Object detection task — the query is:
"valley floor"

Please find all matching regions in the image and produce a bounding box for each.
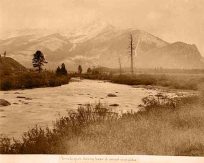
[80,72,204,90]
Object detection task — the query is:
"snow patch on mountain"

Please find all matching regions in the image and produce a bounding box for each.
[30,37,67,51]
[71,55,100,61]
[69,44,77,52]
[63,21,114,43]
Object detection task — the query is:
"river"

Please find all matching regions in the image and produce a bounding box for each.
[0,79,194,138]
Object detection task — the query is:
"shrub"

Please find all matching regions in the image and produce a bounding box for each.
[0,103,116,154]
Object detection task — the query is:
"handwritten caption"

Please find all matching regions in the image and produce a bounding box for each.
[61,156,137,162]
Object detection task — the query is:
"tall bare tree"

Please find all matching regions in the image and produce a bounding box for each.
[118,57,122,76]
[129,34,135,75]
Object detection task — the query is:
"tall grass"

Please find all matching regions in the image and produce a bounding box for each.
[0,71,70,90]
[0,95,203,155]
[0,103,117,154]
[80,73,204,90]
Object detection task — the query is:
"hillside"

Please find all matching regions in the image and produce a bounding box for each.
[0,24,204,70]
[0,57,26,76]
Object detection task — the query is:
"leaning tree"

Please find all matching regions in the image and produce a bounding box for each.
[32,50,47,72]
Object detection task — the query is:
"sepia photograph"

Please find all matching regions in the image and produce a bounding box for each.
[0,0,204,162]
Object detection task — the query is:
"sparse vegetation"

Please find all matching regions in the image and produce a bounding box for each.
[1,94,203,155]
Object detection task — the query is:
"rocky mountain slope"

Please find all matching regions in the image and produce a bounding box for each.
[136,42,204,69]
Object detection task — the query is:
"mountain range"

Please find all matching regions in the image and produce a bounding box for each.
[0,22,204,70]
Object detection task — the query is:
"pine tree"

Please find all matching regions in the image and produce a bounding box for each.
[32,50,47,72]
[56,63,68,76]
[61,63,68,75]
[87,67,92,74]
[56,66,61,75]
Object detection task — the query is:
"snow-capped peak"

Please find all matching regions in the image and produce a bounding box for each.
[61,20,115,43]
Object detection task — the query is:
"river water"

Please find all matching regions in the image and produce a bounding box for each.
[0,79,193,138]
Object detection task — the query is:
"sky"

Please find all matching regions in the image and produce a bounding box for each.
[1,0,204,54]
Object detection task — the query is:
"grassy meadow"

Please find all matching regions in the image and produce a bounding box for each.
[1,93,204,155]
[80,72,204,90]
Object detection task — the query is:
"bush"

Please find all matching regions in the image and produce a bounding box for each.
[0,103,116,154]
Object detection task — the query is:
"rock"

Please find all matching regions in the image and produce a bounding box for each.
[70,78,81,82]
[13,103,19,105]
[109,104,119,107]
[14,92,22,94]
[0,99,11,107]
[25,97,32,100]
[107,93,117,97]
[16,96,26,99]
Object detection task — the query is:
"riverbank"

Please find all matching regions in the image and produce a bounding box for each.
[0,71,70,90]
[79,73,204,90]
[0,79,195,138]
[1,94,203,155]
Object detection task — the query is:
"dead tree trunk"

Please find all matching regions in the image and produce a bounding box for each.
[129,34,135,75]
[118,57,122,75]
